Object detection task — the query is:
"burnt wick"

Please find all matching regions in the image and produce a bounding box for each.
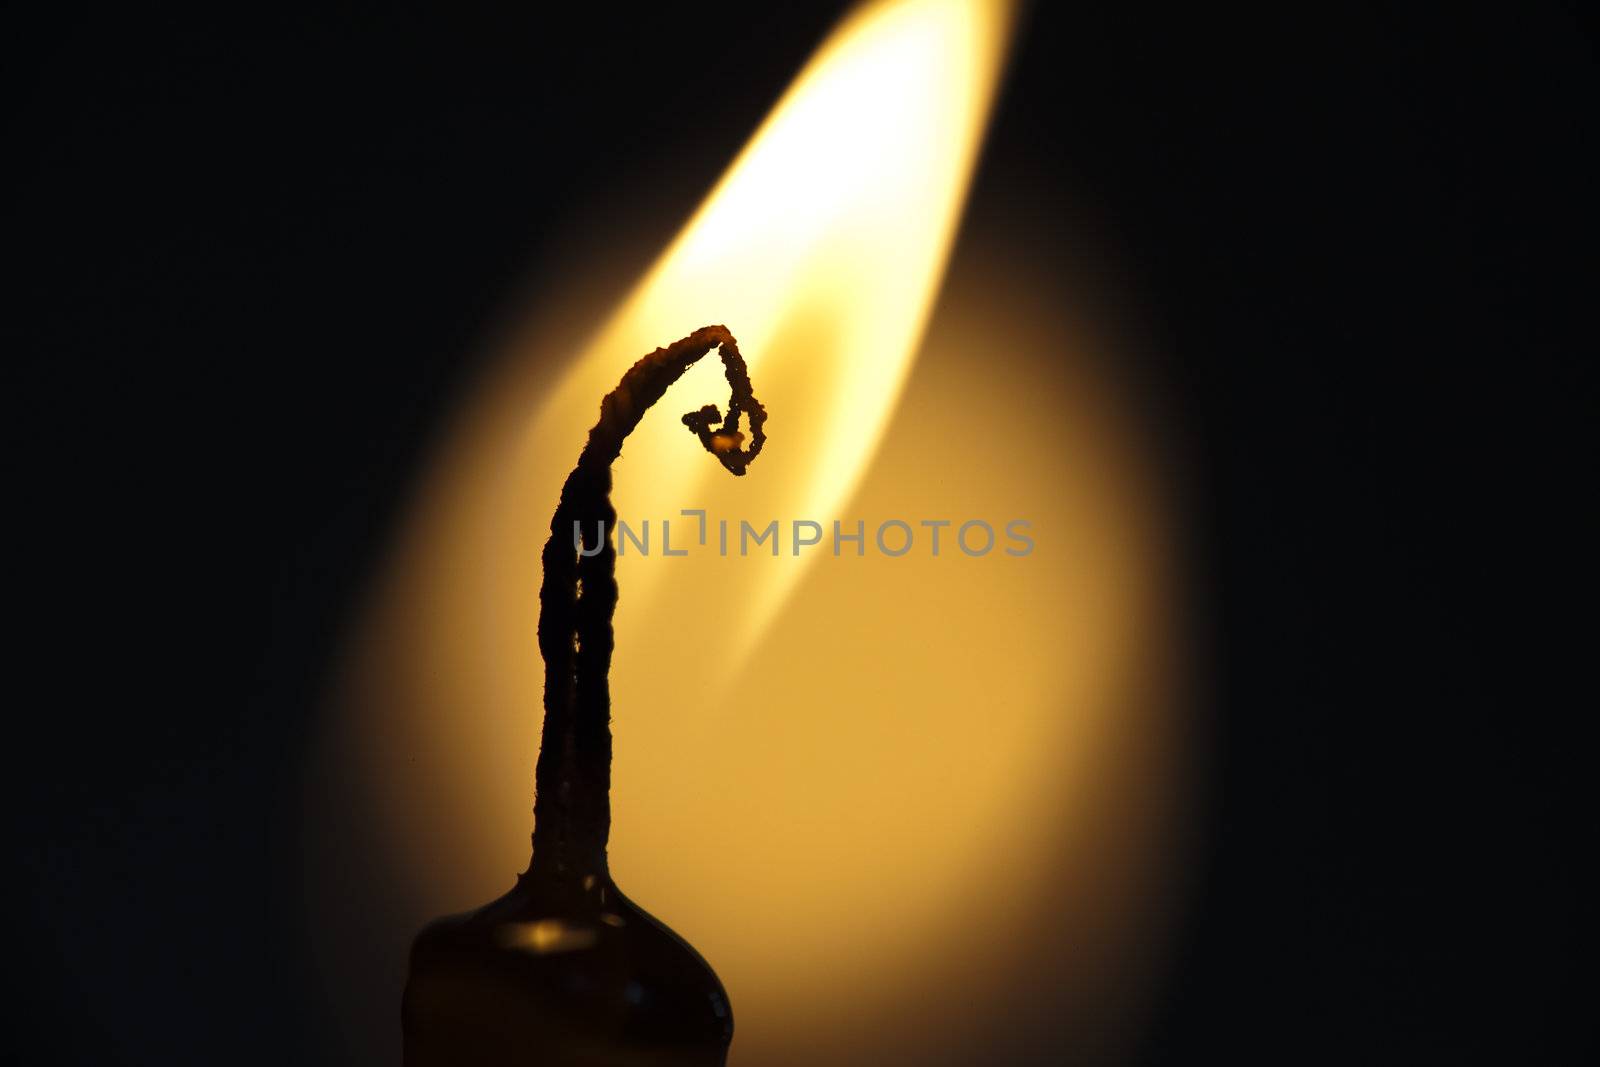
[529,324,767,881]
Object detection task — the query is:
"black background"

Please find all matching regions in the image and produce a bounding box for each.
[8,3,1589,1064]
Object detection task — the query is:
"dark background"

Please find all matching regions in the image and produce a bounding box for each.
[7,2,1588,1064]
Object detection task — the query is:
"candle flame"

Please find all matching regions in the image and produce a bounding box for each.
[529,0,1017,665]
[320,3,1181,1063]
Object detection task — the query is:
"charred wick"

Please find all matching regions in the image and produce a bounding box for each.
[401,327,760,1065]
[530,325,767,881]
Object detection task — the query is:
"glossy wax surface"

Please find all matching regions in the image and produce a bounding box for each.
[403,874,733,1066]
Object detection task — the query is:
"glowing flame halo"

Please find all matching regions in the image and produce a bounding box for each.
[532,0,1019,657]
[322,2,1178,1063]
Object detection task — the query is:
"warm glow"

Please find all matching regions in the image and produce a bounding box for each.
[312,3,1180,1064]
[496,919,599,956]
[532,0,1018,658]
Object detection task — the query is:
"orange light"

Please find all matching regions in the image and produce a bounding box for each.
[316,3,1180,1063]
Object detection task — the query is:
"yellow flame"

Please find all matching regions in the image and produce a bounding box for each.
[315,3,1181,1063]
[530,0,1017,661]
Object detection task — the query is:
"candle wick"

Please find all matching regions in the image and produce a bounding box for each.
[530,325,767,882]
